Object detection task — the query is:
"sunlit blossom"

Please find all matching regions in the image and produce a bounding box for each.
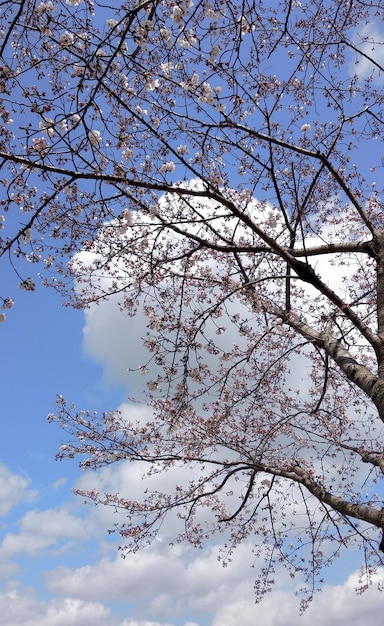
[36,1,55,12]
[210,44,220,60]
[38,118,55,138]
[58,119,68,132]
[31,136,48,155]
[59,31,74,46]
[140,156,152,172]
[160,62,172,77]
[88,129,102,147]
[23,228,32,244]
[301,123,311,132]
[121,148,133,161]
[159,161,175,173]
[143,78,159,92]
[171,5,183,24]
[178,33,197,48]
[70,113,81,127]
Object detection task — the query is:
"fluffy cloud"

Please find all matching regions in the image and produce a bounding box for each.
[45,540,255,610]
[211,569,384,626]
[0,589,116,626]
[0,506,98,559]
[82,295,150,390]
[119,621,176,626]
[42,532,384,625]
[0,464,36,517]
[350,23,384,83]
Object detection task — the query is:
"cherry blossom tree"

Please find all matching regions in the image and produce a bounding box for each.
[2,0,384,607]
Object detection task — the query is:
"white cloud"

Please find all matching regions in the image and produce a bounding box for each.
[0,506,97,559]
[82,295,150,389]
[119,621,176,626]
[45,540,257,618]
[211,569,384,626]
[42,534,384,626]
[0,464,36,516]
[0,588,117,626]
[0,560,19,581]
[351,23,384,82]
[52,478,67,492]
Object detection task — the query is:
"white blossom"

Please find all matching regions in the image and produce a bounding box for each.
[171,6,183,24]
[65,0,83,5]
[18,278,35,291]
[198,81,214,104]
[159,161,175,173]
[36,1,55,12]
[23,228,32,244]
[143,78,159,92]
[119,209,132,223]
[119,209,132,233]
[70,113,81,127]
[72,63,83,76]
[178,33,196,48]
[142,19,154,31]
[59,31,74,46]
[32,136,48,155]
[176,145,189,155]
[210,44,220,60]
[39,117,55,138]
[140,156,152,172]
[58,119,68,132]
[159,27,172,48]
[121,148,133,161]
[160,62,172,77]
[2,297,13,309]
[135,105,147,115]
[300,123,311,132]
[181,71,199,91]
[88,129,101,147]
[106,18,118,29]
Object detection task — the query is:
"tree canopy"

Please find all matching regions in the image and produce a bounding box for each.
[2,0,384,608]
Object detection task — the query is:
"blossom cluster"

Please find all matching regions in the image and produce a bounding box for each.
[18,278,35,291]
[0,296,14,323]
[171,1,193,25]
